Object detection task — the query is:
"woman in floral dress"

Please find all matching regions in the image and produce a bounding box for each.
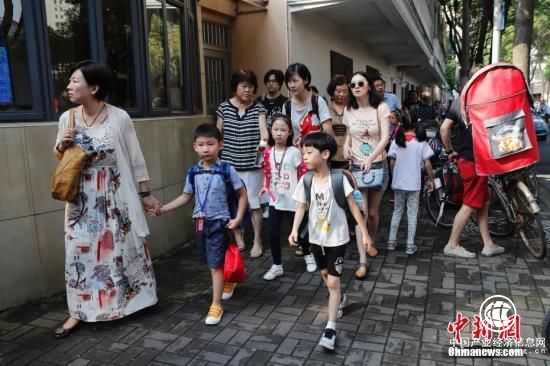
[53,61,161,338]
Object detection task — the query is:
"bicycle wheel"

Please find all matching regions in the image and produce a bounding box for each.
[517,212,546,259]
[486,187,515,237]
[424,188,461,228]
[523,167,539,200]
[512,181,546,258]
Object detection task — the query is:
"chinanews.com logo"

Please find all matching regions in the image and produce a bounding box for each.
[447,295,546,357]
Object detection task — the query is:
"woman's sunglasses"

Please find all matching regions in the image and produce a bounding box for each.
[349,81,366,89]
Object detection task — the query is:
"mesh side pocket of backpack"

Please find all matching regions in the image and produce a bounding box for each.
[484,109,532,159]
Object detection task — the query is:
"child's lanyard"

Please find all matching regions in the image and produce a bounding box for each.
[273,147,287,178]
[194,173,214,233]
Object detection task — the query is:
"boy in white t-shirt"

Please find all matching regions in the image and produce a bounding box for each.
[289,132,372,351]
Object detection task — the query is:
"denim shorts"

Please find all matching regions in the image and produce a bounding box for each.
[350,160,389,192]
[193,218,229,269]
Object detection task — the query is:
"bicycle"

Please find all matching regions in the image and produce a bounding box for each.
[424,158,545,259]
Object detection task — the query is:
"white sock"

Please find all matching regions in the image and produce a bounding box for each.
[326,321,336,330]
[274,264,283,269]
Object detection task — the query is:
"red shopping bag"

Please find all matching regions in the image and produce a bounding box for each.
[224,243,248,283]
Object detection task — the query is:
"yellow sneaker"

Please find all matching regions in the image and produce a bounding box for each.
[205,304,223,325]
[222,282,236,300]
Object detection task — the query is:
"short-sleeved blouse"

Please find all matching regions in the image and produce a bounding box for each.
[343,102,391,164]
[217,100,266,170]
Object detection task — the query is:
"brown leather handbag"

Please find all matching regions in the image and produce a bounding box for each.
[50,108,89,201]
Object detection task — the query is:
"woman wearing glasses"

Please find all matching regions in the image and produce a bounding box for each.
[343,71,391,280]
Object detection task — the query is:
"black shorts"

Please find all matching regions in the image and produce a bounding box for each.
[309,244,347,277]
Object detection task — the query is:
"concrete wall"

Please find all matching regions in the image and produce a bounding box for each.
[0,116,210,311]
[289,12,425,102]
[231,1,289,96]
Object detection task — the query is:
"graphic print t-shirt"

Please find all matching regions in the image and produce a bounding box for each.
[293,175,353,246]
[256,94,288,127]
[268,146,302,211]
[343,103,391,165]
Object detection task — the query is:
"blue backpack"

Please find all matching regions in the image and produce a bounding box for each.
[187,161,250,228]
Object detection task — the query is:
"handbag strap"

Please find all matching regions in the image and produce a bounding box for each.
[69,107,75,129]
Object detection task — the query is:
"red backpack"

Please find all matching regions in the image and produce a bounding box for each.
[461,63,539,176]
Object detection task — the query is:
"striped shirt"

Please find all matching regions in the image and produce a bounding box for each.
[217,100,266,170]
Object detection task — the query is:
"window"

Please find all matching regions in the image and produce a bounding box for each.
[146,0,200,114]
[102,0,137,109]
[45,0,91,114]
[0,1,34,113]
[330,51,352,81]
[1,0,200,121]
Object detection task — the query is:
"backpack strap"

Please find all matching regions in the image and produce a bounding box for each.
[330,170,346,209]
[303,171,314,206]
[187,165,201,193]
[311,94,320,119]
[284,99,292,118]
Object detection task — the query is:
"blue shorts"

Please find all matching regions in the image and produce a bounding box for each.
[193,218,229,269]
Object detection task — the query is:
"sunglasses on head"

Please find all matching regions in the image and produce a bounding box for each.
[349,81,366,89]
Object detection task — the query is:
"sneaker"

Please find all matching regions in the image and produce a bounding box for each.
[222,282,236,300]
[481,245,505,257]
[263,265,284,281]
[387,241,397,251]
[304,254,317,272]
[443,243,476,258]
[406,244,417,255]
[337,293,347,319]
[319,328,336,351]
[205,304,223,325]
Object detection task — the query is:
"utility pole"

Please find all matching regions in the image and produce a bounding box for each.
[492,0,505,63]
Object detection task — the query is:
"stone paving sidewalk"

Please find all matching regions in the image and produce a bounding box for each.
[1,190,550,365]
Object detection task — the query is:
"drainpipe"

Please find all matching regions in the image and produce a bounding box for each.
[492,0,505,63]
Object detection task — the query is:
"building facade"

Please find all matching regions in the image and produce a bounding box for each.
[0,0,446,310]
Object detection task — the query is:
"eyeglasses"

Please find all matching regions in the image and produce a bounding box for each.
[349,81,366,89]
[266,79,278,83]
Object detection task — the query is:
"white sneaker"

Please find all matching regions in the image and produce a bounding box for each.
[481,245,505,257]
[304,254,317,273]
[263,265,284,281]
[387,241,397,251]
[443,243,476,258]
[406,244,417,255]
[319,328,336,350]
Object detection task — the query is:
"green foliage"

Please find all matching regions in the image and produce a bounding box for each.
[446,59,459,91]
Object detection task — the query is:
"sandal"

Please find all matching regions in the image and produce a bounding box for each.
[355,262,368,280]
[250,244,263,258]
[367,246,378,257]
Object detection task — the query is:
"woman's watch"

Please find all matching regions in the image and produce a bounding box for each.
[445,147,454,154]
[138,190,151,198]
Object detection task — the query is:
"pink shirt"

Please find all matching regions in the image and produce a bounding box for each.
[343,102,391,164]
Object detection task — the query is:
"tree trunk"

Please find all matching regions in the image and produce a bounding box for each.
[474,0,493,65]
[460,0,471,86]
[512,0,534,78]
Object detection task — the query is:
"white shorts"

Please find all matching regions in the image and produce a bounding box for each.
[237,169,264,210]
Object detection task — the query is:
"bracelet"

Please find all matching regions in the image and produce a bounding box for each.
[56,144,65,153]
[138,190,151,198]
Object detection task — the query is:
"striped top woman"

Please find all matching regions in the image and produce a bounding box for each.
[216,68,268,258]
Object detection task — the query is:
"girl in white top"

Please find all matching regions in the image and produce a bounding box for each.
[387,111,434,255]
[259,115,303,280]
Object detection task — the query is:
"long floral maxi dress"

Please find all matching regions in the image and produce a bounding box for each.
[64,119,157,322]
